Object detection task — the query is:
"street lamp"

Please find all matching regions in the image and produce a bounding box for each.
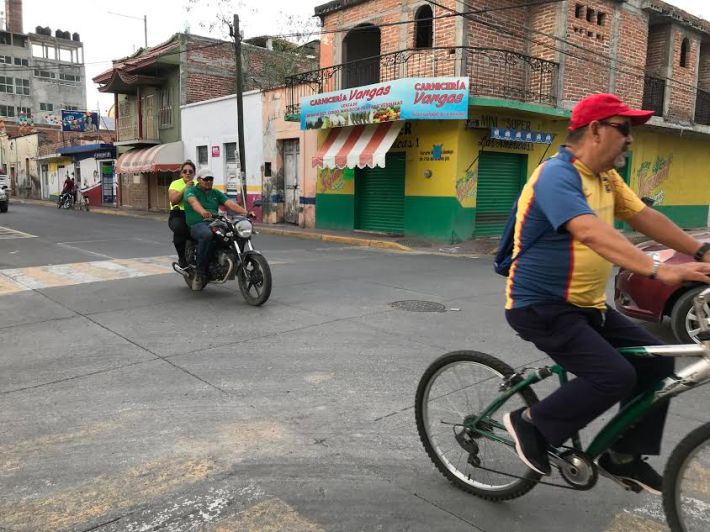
[107,11,148,48]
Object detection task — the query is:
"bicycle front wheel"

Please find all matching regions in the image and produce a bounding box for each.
[415,350,541,501]
[663,422,710,532]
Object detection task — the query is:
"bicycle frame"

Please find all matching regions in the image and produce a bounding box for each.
[469,339,710,460]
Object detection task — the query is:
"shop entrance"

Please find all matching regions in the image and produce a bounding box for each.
[475,152,528,237]
[355,152,405,235]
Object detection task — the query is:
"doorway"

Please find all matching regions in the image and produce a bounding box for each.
[283,139,300,224]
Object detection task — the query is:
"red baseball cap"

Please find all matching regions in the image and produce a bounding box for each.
[568,93,654,131]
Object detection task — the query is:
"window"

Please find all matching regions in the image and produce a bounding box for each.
[14,78,29,95]
[597,12,606,26]
[63,104,79,111]
[59,47,73,62]
[0,32,10,45]
[35,69,56,79]
[224,142,237,164]
[40,102,53,111]
[0,105,15,117]
[680,38,689,67]
[0,76,13,92]
[31,43,50,58]
[586,8,595,23]
[59,73,80,83]
[16,106,31,117]
[264,162,272,177]
[159,88,172,128]
[575,4,583,18]
[13,57,28,66]
[414,5,433,49]
[196,145,208,166]
[0,55,11,64]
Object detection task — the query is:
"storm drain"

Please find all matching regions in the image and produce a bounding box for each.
[389,300,447,313]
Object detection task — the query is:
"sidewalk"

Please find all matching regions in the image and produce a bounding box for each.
[14,198,492,256]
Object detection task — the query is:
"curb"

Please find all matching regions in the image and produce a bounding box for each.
[14,199,413,252]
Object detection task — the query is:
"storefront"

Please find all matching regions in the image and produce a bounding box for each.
[114,141,183,210]
[56,144,117,207]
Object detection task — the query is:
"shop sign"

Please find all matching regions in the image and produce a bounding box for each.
[94,150,115,160]
[301,77,469,130]
[491,127,554,145]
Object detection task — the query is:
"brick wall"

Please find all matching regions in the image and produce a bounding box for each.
[698,45,710,92]
[185,38,237,105]
[667,29,699,122]
[614,8,648,108]
[646,24,671,77]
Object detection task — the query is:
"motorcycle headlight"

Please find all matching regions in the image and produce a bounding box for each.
[235,219,253,238]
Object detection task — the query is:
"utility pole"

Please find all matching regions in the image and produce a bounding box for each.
[232,14,248,209]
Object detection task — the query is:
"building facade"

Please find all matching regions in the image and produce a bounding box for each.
[286,0,710,240]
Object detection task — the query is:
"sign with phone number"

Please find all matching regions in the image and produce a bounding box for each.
[300,77,469,130]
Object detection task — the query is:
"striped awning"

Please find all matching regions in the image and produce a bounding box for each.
[312,122,404,169]
[115,141,184,174]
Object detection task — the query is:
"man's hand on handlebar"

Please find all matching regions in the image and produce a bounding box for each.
[201,210,213,220]
[247,211,256,220]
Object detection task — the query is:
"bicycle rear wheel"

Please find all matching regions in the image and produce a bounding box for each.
[415,350,541,501]
[663,422,710,532]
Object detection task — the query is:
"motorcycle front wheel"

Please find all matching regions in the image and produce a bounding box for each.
[237,253,271,306]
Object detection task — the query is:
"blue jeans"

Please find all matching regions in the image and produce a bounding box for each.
[189,221,214,275]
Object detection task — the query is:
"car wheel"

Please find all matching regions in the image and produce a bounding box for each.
[670,286,709,344]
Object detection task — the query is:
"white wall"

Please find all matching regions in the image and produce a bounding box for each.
[180,91,264,193]
[78,157,101,189]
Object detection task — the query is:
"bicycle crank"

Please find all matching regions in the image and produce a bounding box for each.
[554,450,597,490]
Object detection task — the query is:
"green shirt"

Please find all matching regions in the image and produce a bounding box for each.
[168,178,194,210]
[184,186,229,226]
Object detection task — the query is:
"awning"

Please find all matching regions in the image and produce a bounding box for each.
[115,141,184,173]
[312,122,404,169]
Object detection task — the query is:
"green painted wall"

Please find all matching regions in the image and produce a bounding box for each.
[654,205,707,229]
[404,196,474,241]
[316,193,354,230]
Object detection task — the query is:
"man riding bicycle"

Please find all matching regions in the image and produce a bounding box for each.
[503,93,710,495]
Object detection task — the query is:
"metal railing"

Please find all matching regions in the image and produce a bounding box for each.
[285,46,559,116]
[642,76,665,117]
[695,88,710,126]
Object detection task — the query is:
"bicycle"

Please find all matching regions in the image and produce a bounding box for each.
[415,288,710,532]
[76,190,90,211]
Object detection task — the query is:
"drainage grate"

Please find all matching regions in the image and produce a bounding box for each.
[389,300,447,313]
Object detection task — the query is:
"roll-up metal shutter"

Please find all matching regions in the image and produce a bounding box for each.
[475,152,527,237]
[355,152,405,234]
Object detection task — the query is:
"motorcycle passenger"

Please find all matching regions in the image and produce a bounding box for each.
[184,168,253,291]
[502,93,710,495]
[168,160,196,268]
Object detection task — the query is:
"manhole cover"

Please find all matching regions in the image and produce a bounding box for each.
[389,300,447,313]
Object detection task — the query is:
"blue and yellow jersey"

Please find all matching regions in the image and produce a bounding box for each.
[505,146,646,310]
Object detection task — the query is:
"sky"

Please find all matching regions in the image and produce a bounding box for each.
[20,0,710,116]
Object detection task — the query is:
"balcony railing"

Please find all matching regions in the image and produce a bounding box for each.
[642,77,665,117]
[116,113,159,142]
[286,47,559,116]
[695,88,710,126]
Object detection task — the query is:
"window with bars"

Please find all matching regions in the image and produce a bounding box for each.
[224,142,237,163]
[197,145,208,166]
[40,102,54,111]
[59,73,80,82]
[34,69,56,79]
[14,78,29,95]
[0,105,15,117]
[0,55,11,64]
[0,76,13,92]
[17,106,31,117]
[159,88,172,128]
[13,57,28,66]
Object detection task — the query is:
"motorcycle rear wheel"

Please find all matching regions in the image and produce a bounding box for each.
[238,254,271,306]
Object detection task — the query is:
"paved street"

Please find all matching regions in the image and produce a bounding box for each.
[0,203,706,531]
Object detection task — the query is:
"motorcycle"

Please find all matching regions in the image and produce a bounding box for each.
[172,213,272,306]
[57,191,74,209]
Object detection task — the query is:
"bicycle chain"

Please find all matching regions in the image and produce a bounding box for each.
[472,463,582,491]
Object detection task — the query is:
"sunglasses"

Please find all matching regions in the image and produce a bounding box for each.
[599,121,631,137]
[199,176,214,182]
[181,169,194,175]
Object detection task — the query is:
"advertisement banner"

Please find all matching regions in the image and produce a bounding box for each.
[61,110,99,132]
[301,77,469,130]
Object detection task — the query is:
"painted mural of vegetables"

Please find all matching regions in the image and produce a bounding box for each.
[637,155,672,205]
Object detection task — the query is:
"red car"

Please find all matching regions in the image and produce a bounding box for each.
[614,232,710,344]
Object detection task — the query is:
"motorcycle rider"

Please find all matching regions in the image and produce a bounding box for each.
[184,168,254,291]
[168,160,196,268]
